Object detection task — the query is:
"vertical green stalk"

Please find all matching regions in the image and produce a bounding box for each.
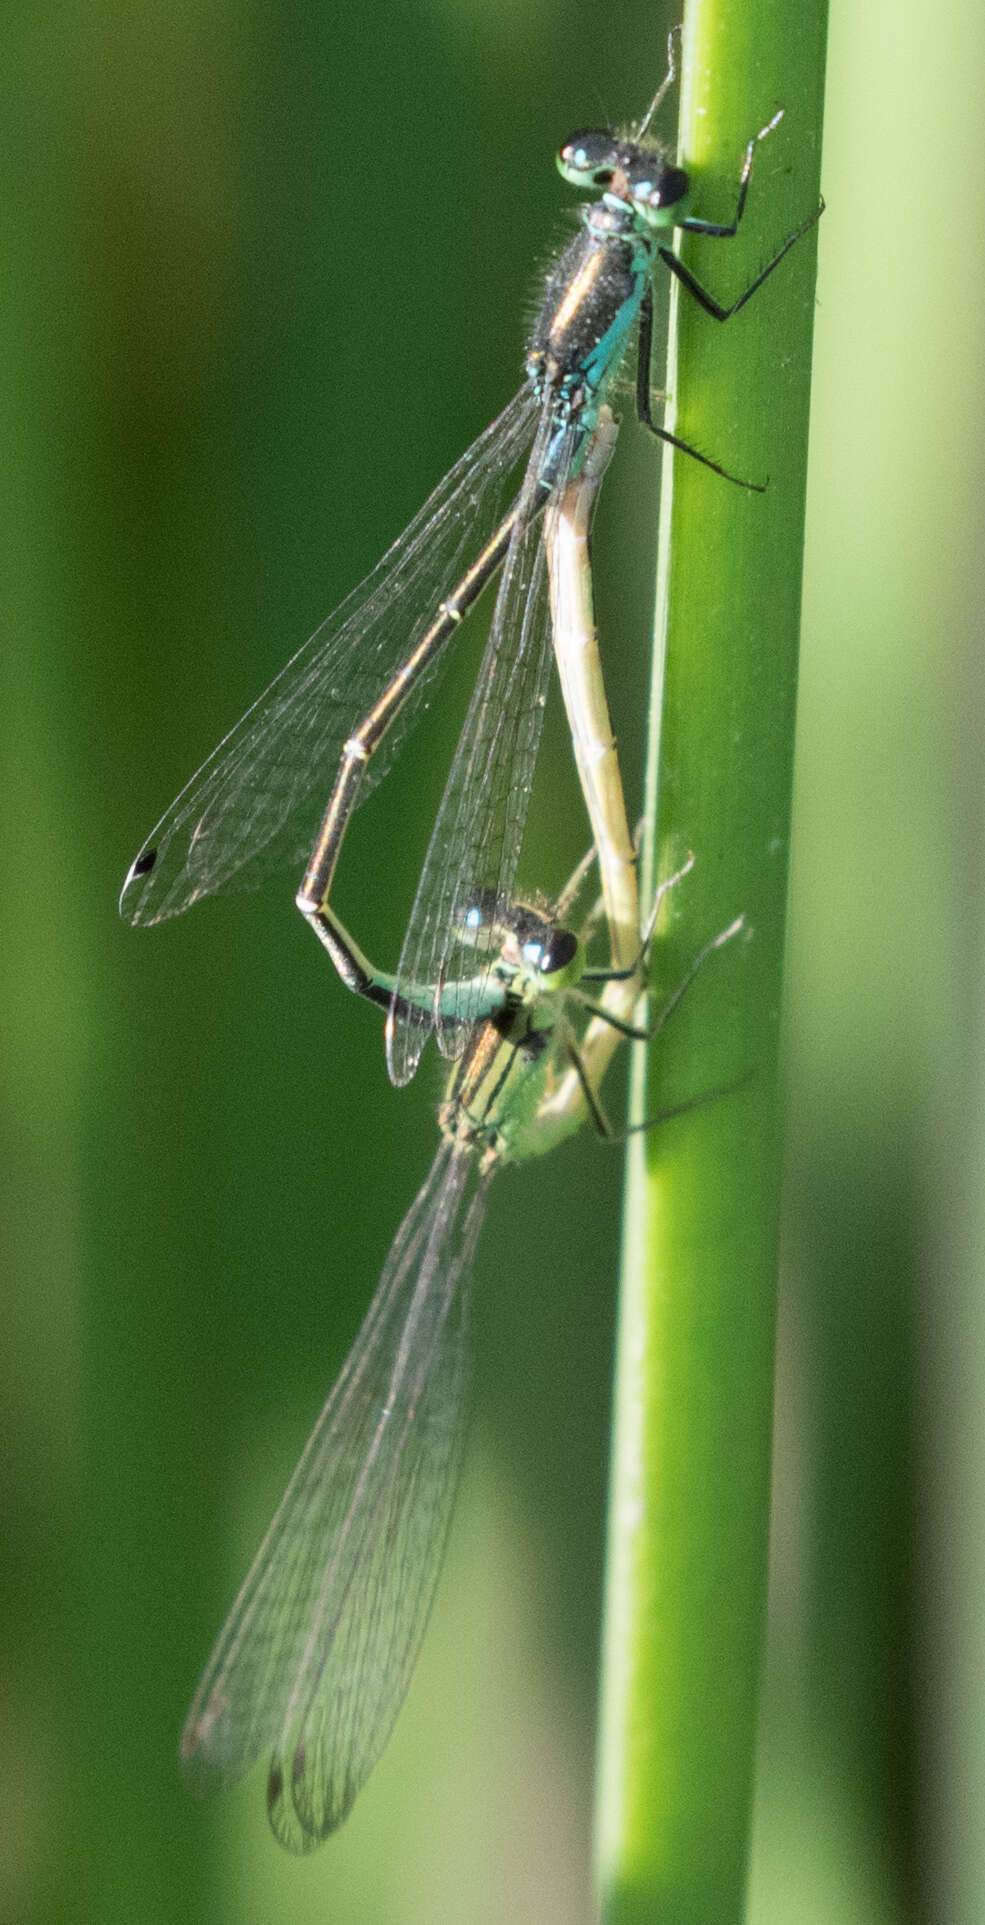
[596,4,827,1921]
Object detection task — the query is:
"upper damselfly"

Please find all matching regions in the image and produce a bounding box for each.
[121,40,816,1084]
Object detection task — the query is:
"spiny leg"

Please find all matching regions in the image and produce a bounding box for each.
[660,107,824,321]
[634,285,767,492]
[568,913,748,1143]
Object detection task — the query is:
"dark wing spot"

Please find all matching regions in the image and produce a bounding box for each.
[131,848,157,878]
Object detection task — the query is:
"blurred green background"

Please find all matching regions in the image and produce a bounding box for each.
[4,1,983,1920]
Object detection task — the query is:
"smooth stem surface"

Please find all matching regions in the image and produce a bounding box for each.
[596,2,827,1921]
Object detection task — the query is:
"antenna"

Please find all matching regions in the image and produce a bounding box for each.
[634,25,681,142]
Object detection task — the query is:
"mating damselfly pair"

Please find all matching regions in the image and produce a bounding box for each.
[123,43,818,1850]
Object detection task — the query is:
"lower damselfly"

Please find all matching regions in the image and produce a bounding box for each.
[121,39,818,1085]
[179,850,741,1849]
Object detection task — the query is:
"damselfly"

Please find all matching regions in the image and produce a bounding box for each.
[179,852,741,1848]
[121,42,815,1084]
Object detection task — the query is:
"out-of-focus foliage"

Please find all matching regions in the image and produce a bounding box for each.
[3,1,982,1920]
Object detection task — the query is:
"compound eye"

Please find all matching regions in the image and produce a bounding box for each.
[539,929,578,977]
[454,890,502,953]
[656,163,688,206]
[557,129,616,187]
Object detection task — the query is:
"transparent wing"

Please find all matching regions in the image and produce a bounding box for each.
[386,414,581,1087]
[180,1138,488,1851]
[120,389,540,925]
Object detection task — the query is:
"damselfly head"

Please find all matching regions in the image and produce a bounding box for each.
[499,907,583,991]
[452,894,583,990]
[557,131,689,226]
[557,22,688,223]
[453,892,551,954]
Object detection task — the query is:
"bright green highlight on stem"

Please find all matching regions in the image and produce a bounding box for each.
[596,3,828,1922]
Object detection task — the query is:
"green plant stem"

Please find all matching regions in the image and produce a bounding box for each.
[595,3,827,1920]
